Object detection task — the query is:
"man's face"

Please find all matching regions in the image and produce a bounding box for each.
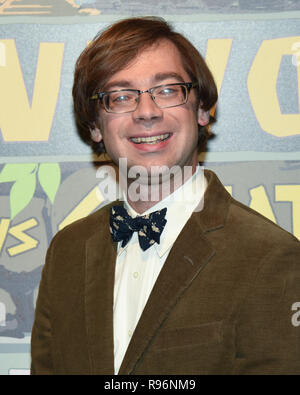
[91,39,209,177]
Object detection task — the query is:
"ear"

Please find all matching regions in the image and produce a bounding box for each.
[197,106,210,126]
[90,126,103,143]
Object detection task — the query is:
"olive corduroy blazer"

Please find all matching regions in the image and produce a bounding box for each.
[31,170,300,374]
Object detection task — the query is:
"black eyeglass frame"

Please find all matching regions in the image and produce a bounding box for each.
[89,82,198,113]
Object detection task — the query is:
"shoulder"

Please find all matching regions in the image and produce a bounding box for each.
[224,198,300,279]
[229,197,299,248]
[203,169,299,247]
[42,201,119,279]
[49,201,117,251]
[201,169,300,268]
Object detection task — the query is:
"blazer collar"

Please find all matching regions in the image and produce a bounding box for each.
[195,169,232,232]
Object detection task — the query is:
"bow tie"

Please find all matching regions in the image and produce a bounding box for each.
[109,205,167,251]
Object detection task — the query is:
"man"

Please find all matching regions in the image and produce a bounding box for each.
[31,17,300,375]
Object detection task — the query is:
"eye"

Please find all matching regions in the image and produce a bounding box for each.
[156,86,179,97]
[112,94,131,103]
[109,91,137,105]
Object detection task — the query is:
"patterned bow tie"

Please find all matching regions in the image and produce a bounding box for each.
[109,205,167,251]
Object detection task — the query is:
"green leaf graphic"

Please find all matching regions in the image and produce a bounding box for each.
[38,163,61,204]
[9,172,37,220]
[0,163,37,183]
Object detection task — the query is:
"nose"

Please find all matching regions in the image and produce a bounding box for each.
[132,91,163,123]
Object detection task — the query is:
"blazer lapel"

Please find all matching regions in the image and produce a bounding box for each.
[118,213,216,374]
[84,205,117,374]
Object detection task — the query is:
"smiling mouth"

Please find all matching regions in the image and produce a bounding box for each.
[130,133,171,145]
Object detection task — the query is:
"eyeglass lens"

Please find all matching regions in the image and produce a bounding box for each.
[104,84,188,113]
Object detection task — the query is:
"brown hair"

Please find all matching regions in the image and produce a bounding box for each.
[72,16,218,155]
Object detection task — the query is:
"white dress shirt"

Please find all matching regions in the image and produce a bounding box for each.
[113,166,207,374]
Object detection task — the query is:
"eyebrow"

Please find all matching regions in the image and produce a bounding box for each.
[104,72,185,91]
[153,72,185,84]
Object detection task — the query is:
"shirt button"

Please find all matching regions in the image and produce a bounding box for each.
[133,272,139,279]
[128,330,132,337]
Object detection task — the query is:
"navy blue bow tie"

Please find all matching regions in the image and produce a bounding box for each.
[109,205,167,251]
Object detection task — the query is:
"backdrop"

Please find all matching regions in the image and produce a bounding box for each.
[0,0,300,374]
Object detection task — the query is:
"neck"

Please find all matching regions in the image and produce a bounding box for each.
[124,164,198,214]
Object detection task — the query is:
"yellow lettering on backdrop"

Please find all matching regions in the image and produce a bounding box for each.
[248,37,300,137]
[7,218,38,256]
[205,39,233,93]
[249,185,276,223]
[0,218,10,252]
[0,41,5,67]
[0,217,38,256]
[0,40,64,141]
[275,185,300,240]
[58,186,104,230]
[205,39,233,116]
[224,185,233,195]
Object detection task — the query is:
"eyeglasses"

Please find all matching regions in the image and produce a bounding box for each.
[90,82,198,114]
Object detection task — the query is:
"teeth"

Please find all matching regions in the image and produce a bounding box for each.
[131,133,170,144]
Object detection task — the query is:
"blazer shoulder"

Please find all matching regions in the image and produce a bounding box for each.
[229,196,300,247]
[51,201,116,246]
